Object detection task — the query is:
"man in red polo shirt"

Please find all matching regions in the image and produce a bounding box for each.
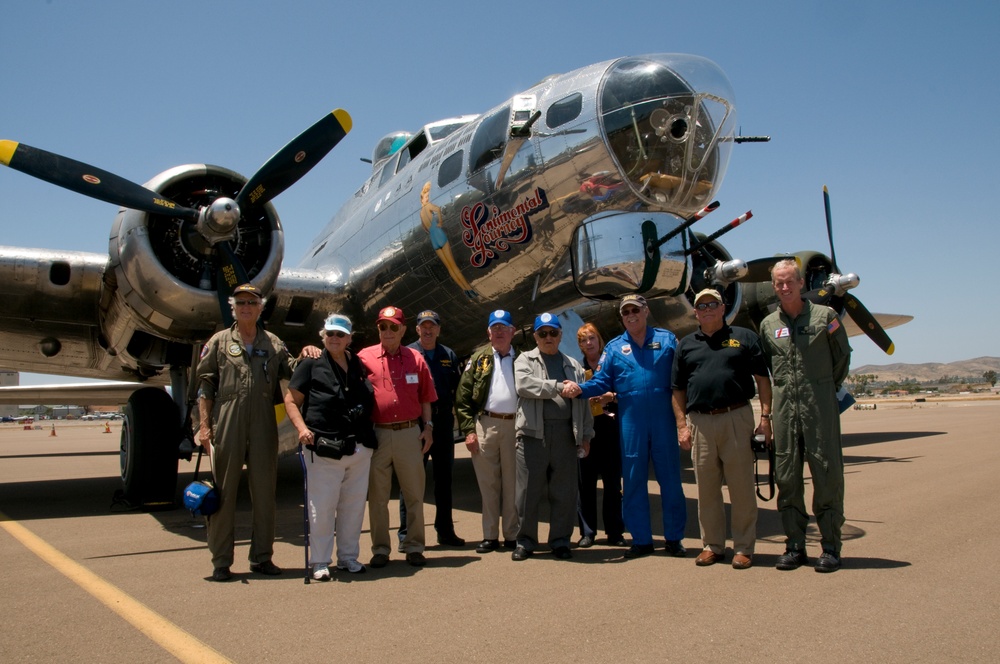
[358,306,437,568]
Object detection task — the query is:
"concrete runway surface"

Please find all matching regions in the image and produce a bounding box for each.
[1,399,998,663]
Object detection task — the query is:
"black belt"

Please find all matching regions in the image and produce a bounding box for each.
[482,411,515,420]
[692,401,748,416]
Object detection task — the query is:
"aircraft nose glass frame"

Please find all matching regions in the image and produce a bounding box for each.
[599,56,736,216]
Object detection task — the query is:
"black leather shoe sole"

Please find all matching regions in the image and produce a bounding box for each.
[475,539,499,553]
[814,553,841,573]
[511,546,532,561]
[624,544,655,559]
[776,551,809,570]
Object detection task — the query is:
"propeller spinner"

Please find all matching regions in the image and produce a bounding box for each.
[0,109,352,325]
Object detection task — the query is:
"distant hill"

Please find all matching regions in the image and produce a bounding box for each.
[851,356,1000,383]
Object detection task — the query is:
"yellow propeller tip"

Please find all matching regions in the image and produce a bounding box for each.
[333,109,353,134]
[0,140,18,166]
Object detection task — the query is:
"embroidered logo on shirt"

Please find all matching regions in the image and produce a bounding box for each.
[227,342,243,356]
[621,344,632,356]
[775,327,790,339]
[722,339,741,348]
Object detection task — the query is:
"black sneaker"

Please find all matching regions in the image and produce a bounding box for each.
[624,543,655,559]
[249,560,282,576]
[663,540,687,557]
[775,549,809,570]
[211,566,232,582]
[475,539,499,553]
[815,551,841,573]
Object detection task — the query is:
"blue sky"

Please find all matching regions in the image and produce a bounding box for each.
[2,1,998,384]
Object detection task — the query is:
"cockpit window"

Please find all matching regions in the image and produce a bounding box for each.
[428,122,468,142]
[546,93,583,129]
[469,106,510,173]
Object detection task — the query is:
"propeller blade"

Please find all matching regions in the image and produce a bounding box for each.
[843,293,895,355]
[740,257,783,282]
[823,185,839,272]
[0,140,200,220]
[235,109,352,209]
[215,241,250,327]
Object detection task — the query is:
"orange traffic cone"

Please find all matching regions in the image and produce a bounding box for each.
[104,422,112,433]
[50,423,57,437]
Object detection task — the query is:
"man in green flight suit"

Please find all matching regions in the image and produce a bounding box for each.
[759,260,852,573]
[196,283,301,582]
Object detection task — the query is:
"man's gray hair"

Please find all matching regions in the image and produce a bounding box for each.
[771,258,802,280]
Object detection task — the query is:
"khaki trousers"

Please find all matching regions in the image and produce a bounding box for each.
[689,405,757,555]
[471,415,519,541]
[369,425,426,556]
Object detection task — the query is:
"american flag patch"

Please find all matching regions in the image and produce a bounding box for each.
[827,318,841,334]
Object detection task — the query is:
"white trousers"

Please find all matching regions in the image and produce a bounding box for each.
[305,445,373,566]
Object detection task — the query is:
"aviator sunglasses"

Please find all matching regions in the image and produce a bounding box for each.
[536,329,560,339]
[695,301,722,311]
[325,330,348,338]
[377,322,401,332]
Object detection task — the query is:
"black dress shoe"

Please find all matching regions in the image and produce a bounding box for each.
[606,535,627,546]
[511,545,532,561]
[577,535,594,548]
[776,549,809,570]
[211,566,232,582]
[249,560,282,576]
[624,544,655,559]
[814,551,841,573]
[437,533,466,547]
[405,552,427,567]
[475,539,499,553]
[663,540,687,557]
[552,546,573,560]
[503,539,517,549]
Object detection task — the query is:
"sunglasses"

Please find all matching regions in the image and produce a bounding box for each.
[325,330,348,338]
[234,300,260,307]
[620,307,642,316]
[695,301,722,311]
[377,322,400,332]
[536,329,560,339]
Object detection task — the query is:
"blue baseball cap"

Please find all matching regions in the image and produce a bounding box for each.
[533,312,561,331]
[323,314,353,335]
[487,310,514,328]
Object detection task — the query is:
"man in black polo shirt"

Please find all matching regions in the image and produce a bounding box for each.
[671,288,772,569]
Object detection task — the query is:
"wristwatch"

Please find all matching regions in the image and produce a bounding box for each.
[760,414,771,420]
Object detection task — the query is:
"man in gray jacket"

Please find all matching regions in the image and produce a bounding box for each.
[512,313,594,561]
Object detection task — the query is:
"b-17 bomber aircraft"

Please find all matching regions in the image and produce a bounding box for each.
[0,54,909,508]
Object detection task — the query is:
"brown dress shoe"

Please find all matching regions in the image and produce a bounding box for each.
[731,553,753,569]
[695,549,724,566]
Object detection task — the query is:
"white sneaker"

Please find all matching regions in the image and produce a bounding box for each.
[312,564,331,581]
[336,559,366,574]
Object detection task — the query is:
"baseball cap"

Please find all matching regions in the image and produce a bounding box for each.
[619,294,647,312]
[693,288,724,305]
[323,314,352,335]
[416,310,441,325]
[487,310,514,328]
[377,306,405,325]
[233,283,264,298]
[533,312,561,331]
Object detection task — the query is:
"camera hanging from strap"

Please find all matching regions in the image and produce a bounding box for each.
[753,435,776,501]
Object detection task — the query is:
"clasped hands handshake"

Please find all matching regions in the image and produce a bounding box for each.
[560,380,582,398]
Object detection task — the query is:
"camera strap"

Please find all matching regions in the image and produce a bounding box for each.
[754,445,775,501]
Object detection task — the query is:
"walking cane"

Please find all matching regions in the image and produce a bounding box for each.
[299,444,311,584]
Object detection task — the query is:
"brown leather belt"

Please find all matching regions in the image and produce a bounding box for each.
[482,411,515,420]
[374,419,420,430]
[694,401,748,416]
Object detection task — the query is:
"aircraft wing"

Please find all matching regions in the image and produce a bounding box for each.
[0,382,162,406]
[842,312,913,338]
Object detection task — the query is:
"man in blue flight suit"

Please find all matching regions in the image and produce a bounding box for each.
[564,294,689,559]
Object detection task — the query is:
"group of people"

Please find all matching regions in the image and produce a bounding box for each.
[195,257,851,582]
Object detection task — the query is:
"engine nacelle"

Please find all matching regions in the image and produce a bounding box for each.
[101,164,283,371]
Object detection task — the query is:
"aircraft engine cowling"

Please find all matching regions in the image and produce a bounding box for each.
[686,232,742,324]
[106,164,284,344]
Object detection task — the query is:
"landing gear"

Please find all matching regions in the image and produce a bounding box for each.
[119,387,180,509]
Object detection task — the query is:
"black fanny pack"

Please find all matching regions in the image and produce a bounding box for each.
[309,434,357,460]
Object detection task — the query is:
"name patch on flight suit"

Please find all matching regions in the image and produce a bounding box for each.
[227,342,243,356]
[774,327,790,339]
[648,342,661,350]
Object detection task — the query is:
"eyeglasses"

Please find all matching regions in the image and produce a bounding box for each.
[536,329,560,339]
[377,322,400,332]
[325,331,348,338]
[621,307,642,316]
[695,301,722,311]
[234,300,260,307]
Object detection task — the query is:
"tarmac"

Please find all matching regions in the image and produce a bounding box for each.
[1,398,998,663]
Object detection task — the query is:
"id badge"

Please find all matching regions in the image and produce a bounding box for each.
[405,373,419,384]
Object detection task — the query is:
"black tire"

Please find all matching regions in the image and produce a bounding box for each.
[120,387,180,509]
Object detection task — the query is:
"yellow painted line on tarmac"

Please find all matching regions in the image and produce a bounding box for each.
[0,511,232,664]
